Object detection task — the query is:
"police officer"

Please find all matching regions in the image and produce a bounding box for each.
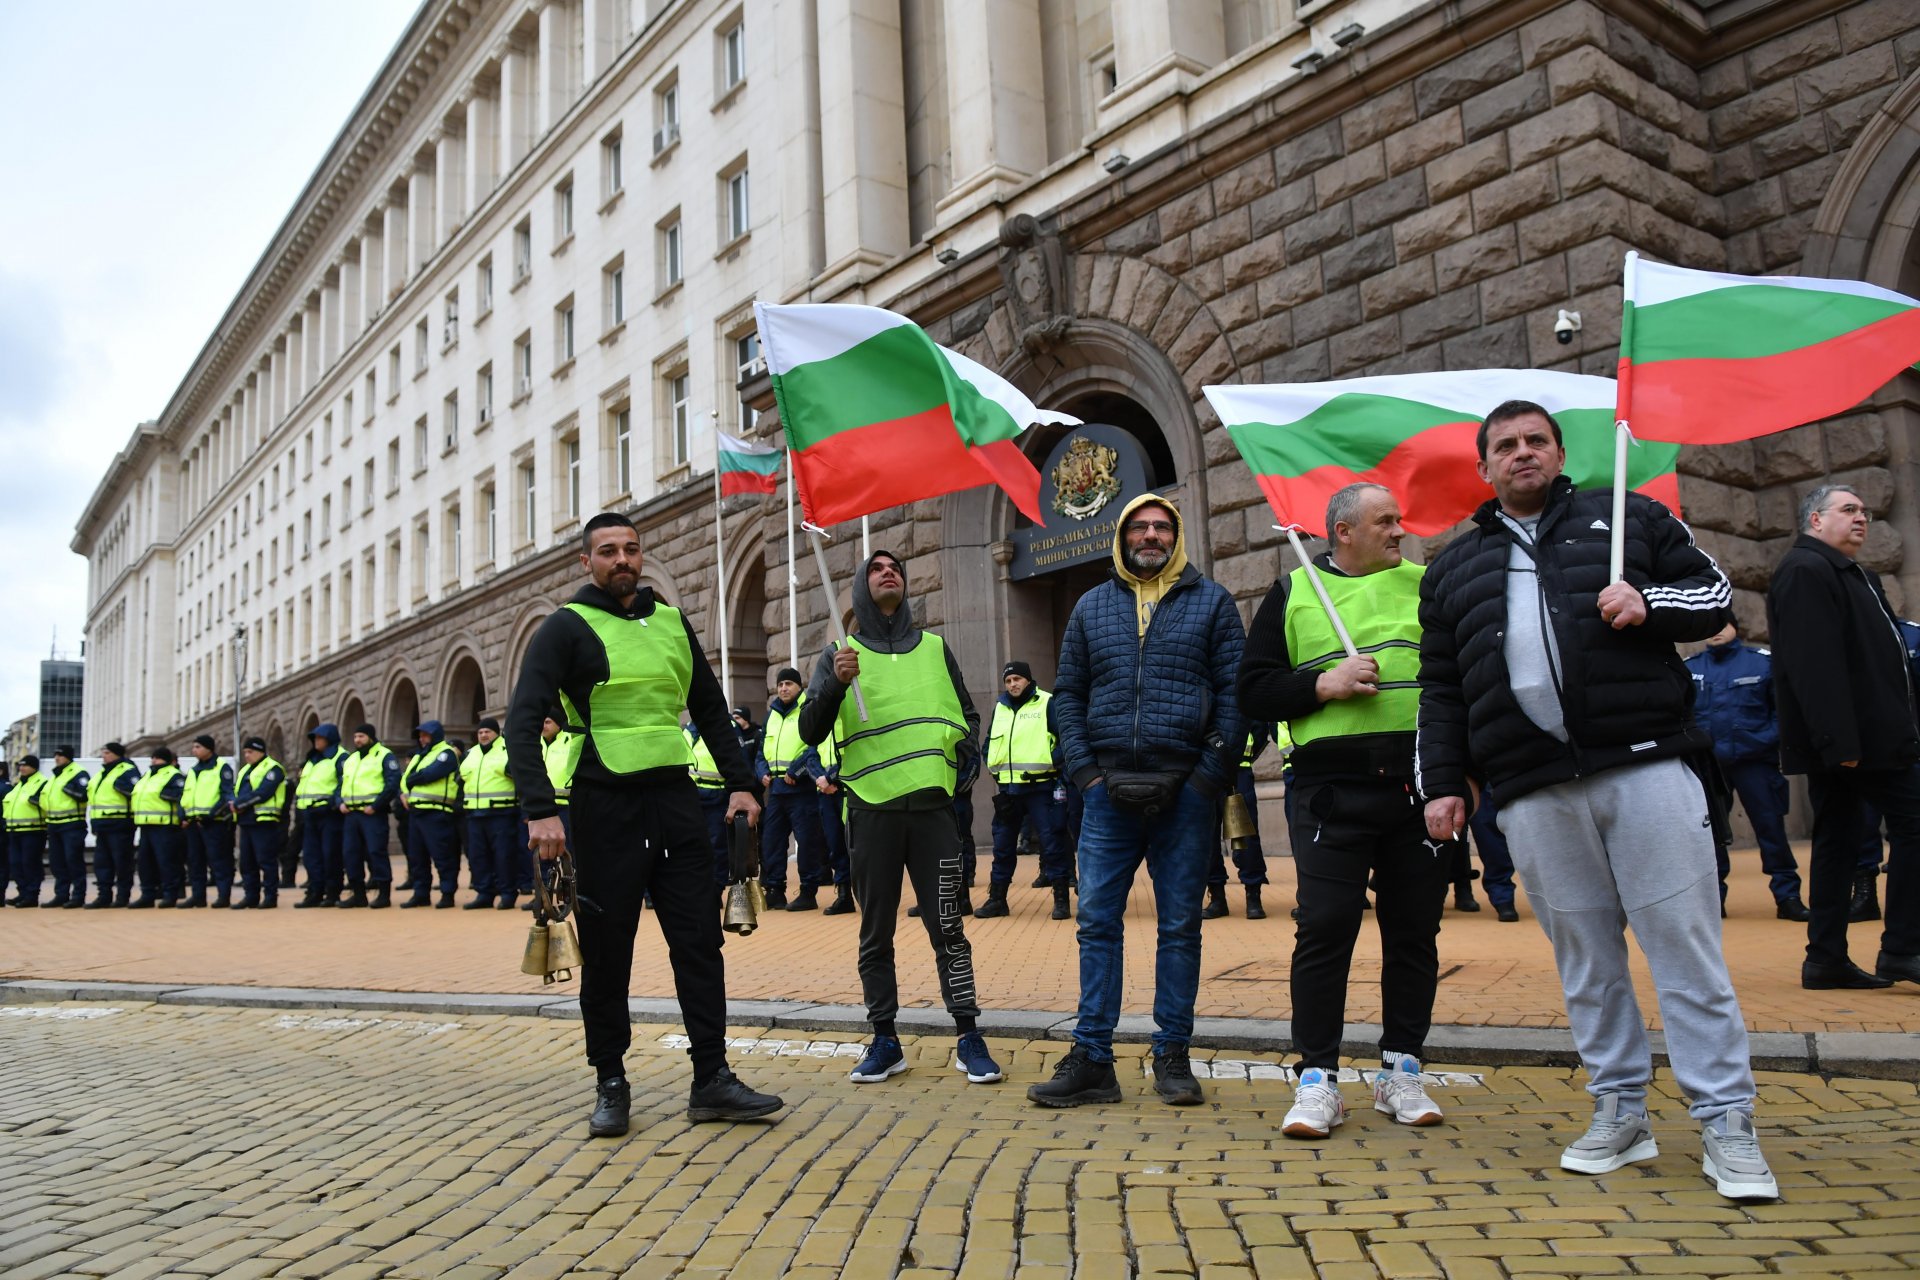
[755,667,830,911]
[811,730,856,915]
[685,716,733,887]
[978,661,1074,921]
[1204,722,1271,920]
[541,712,578,850]
[181,736,236,908]
[4,756,50,907]
[86,743,140,908]
[43,748,91,908]
[232,738,287,909]
[459,718,519,909]
[294,725,346,909]
[337,723,401,908]
[392,722,454,907]
[1686,622,1808,920]
[131,747,187,907]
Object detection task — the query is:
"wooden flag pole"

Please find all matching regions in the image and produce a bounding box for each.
[804,525,870,722]
[1280,525,1359,659]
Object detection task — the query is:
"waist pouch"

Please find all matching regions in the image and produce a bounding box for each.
[1103,768,1191,816]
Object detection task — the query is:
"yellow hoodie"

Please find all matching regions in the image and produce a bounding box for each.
[1110,491,1190,638]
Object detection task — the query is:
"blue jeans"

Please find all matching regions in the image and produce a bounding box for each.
[1071,782,1213,1060]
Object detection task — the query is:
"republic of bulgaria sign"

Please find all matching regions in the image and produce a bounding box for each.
[1050,436,1122,520]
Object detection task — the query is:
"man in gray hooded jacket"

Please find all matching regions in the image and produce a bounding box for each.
[799,550,1002,1088]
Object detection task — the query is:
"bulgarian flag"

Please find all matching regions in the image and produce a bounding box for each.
[1205,371,1679,537]
[754,301,1076,527]
[1619,252,1920,445]
[716,429,781,496]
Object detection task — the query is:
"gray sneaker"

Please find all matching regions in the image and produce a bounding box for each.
[1701,1111,1778,1201]
[1560,1094,1658,1175]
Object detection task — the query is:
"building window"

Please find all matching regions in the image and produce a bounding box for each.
[720,19,746,93]
[302,430,314,476]
[413,520,431,602]
[513,217,533,283]
[341,479,353,528]
[518,459,537,545]
[562,433,582,522]
[602,129,624,200]
[653,78,680,155]
[319,497,332,545]
[443,290,459,349]
[723,164,750,243]
[414,317,430,374]
[301,512,313,558]
[660,214,682,290]
[604,258,625,330]
[477,363,494,426]
[477,255,494,316]
[613,404,633,496]
[319,414,332,462]
[667,369,690,470]
[482,483,498,564]
[363,370,377,420]
[446,505,462,585]
[413,417,429,474]
[514,333,533,401]
[341,392,353,439]
[556,298,576,365]
[554,176,575,245]
[363,459,377,510]
[388,345,402,397]
[384,535,400,617]
[443,391,459,452]
[734,331,762,431]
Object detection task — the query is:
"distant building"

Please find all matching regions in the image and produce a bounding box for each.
[5,714,36,765]
[40,661,83,755]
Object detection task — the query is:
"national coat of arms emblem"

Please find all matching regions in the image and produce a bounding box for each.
[1050,436,1122,521]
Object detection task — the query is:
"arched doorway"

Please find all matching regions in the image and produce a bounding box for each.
[385,678,419,745]
[442,654,487,741]
[265,721,288,765]
[339,695,366,734]
[727,541,770,710]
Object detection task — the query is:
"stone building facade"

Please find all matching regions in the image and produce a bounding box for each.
[72,0,1920,812]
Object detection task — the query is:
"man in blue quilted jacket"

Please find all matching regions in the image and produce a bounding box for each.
[1029,492,1245,1109]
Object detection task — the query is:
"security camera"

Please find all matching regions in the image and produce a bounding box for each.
[1554,309,1582,345]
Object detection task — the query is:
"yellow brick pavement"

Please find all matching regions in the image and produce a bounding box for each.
[2,1002,1919,1279]
[1,846,1916,1034]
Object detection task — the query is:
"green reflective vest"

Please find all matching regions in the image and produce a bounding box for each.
[2,773,48,831]
[559,602,695,776]
[42,763,86,824]
[340,743,393,807]
[132,764,182,826]
[1274,721,1295,763]
[542,731,575,805]
[184,760,230,821]
[686,727,725,789]
[833,634,966,805]
[761,697,809,774]
[987,688,1056,785]
[460,741,516,810]
[239,757,287,822]
[404,745,459,810]
[296,750,342,809]
[1283,560,1424,747]
[88,760,137,821]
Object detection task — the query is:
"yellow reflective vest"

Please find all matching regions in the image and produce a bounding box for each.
[460,740,517,810]
[2,773,49,831]
[686,727,726,790]
[88,760,138,821]
[296,750,342,810]
[132,764,183,826]
[340,743,394,808]
[542,730,576,806]
[987,688,1056,785]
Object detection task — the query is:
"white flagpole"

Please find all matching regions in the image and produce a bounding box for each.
[861,515,871,562]
[711,411,730,701]
[1280,526,1359,658]
[1610,251,1639,583]
[784,453,799,677]
[804,525,869,721]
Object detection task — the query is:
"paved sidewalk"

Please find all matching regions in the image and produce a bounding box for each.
[3,1000,1919,1280]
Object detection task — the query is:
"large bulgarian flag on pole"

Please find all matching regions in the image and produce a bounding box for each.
[1204,371,1678,537]
[716,429,782,495]
[1618,252,1920,445]
[755,301,1076,527]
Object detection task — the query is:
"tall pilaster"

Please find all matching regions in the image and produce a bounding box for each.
[538,0,569,137]
[340,249,362,342]
[409,158,437,276]
[498,35,534,170]
[1107,0,1223,115]
[360,214,386,324]
[815,0,910,286]
[465,86,498,212]
[937,0,1046,216]
[777,0,825,295]
[435,126,466,244]
[384,191,409,300]
[582,0,616,82]
[320,277,341,371]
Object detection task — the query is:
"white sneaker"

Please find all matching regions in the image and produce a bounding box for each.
[1372,1057,1444,1126]
[1561,1094,1658,1175]
[1282,1068,1346,1139]
[1701,1112,1778,1201]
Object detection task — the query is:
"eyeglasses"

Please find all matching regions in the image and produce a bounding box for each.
[1124,520,1175,535]
[1823,503,1871,522]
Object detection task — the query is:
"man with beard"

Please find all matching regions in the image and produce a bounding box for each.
[508,511,782,1133]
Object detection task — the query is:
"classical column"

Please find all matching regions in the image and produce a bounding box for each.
[776,0,825,295]
[384,191,409,299]
[319,276,340,372]
[340,248,362,340]
[537,0,568,137]
[409,157,437,275]
[582,0,616,82]
[465,85,498,211]
[498,35,534,170]
[360,213,386,323]
[814,0,910,284]
[937,0,1045,215]
[436,126,466,244]
[1108,0,1223,110]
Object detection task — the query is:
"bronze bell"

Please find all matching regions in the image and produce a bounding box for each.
[521,923,551,978]
[724,880,759,935]
[1224,791,1258,852]
[546,920,583,982]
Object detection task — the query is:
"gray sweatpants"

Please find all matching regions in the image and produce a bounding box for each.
[1498,757,1755,1121]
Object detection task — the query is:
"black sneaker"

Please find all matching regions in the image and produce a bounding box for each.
[1152,1048,1205,1106]
[589,1078,631,1137]
[1027,1045,1123,1108]
[687,1068,784,1122]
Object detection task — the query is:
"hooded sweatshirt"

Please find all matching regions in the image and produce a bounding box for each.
[1113,492,1191,636]
[409,721,461,786]
[798,550,981,811]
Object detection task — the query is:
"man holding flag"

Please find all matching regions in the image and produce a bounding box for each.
[1417,399,1774,1202]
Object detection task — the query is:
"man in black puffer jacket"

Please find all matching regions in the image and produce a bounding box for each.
[1418,400,1774,1203]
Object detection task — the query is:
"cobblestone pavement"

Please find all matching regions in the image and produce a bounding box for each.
[2,847,1916,1035]
[2,1001,1918,1280]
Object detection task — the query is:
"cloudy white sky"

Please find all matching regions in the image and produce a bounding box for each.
[0,0,418,731]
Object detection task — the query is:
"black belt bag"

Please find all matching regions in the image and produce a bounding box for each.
[1102,768,1190,816]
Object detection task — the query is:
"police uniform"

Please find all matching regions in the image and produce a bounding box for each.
[981,674,1074,916]
[1205,723,1271,908]
[4,761,50,906]
[87,749,141,907]
[754,681,830,907]
[294,725,346,908]
[130,753,187,906]
[181,741,236,907]
[542,722,577,847]
[43,754,92,907]
[686,723,732,886]
[338,725,402,906]
[233,742,287,908]
[1686,637,1805,910]
[458,722,519,907]
[810,731,853,908]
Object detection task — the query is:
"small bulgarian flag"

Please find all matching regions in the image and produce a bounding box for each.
[1205,371,1679,537]
[1619,253,1920,446]
[754,301,1076,527]
[716,429,781,496]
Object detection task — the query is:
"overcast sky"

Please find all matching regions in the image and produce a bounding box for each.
[0,0,418,735]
